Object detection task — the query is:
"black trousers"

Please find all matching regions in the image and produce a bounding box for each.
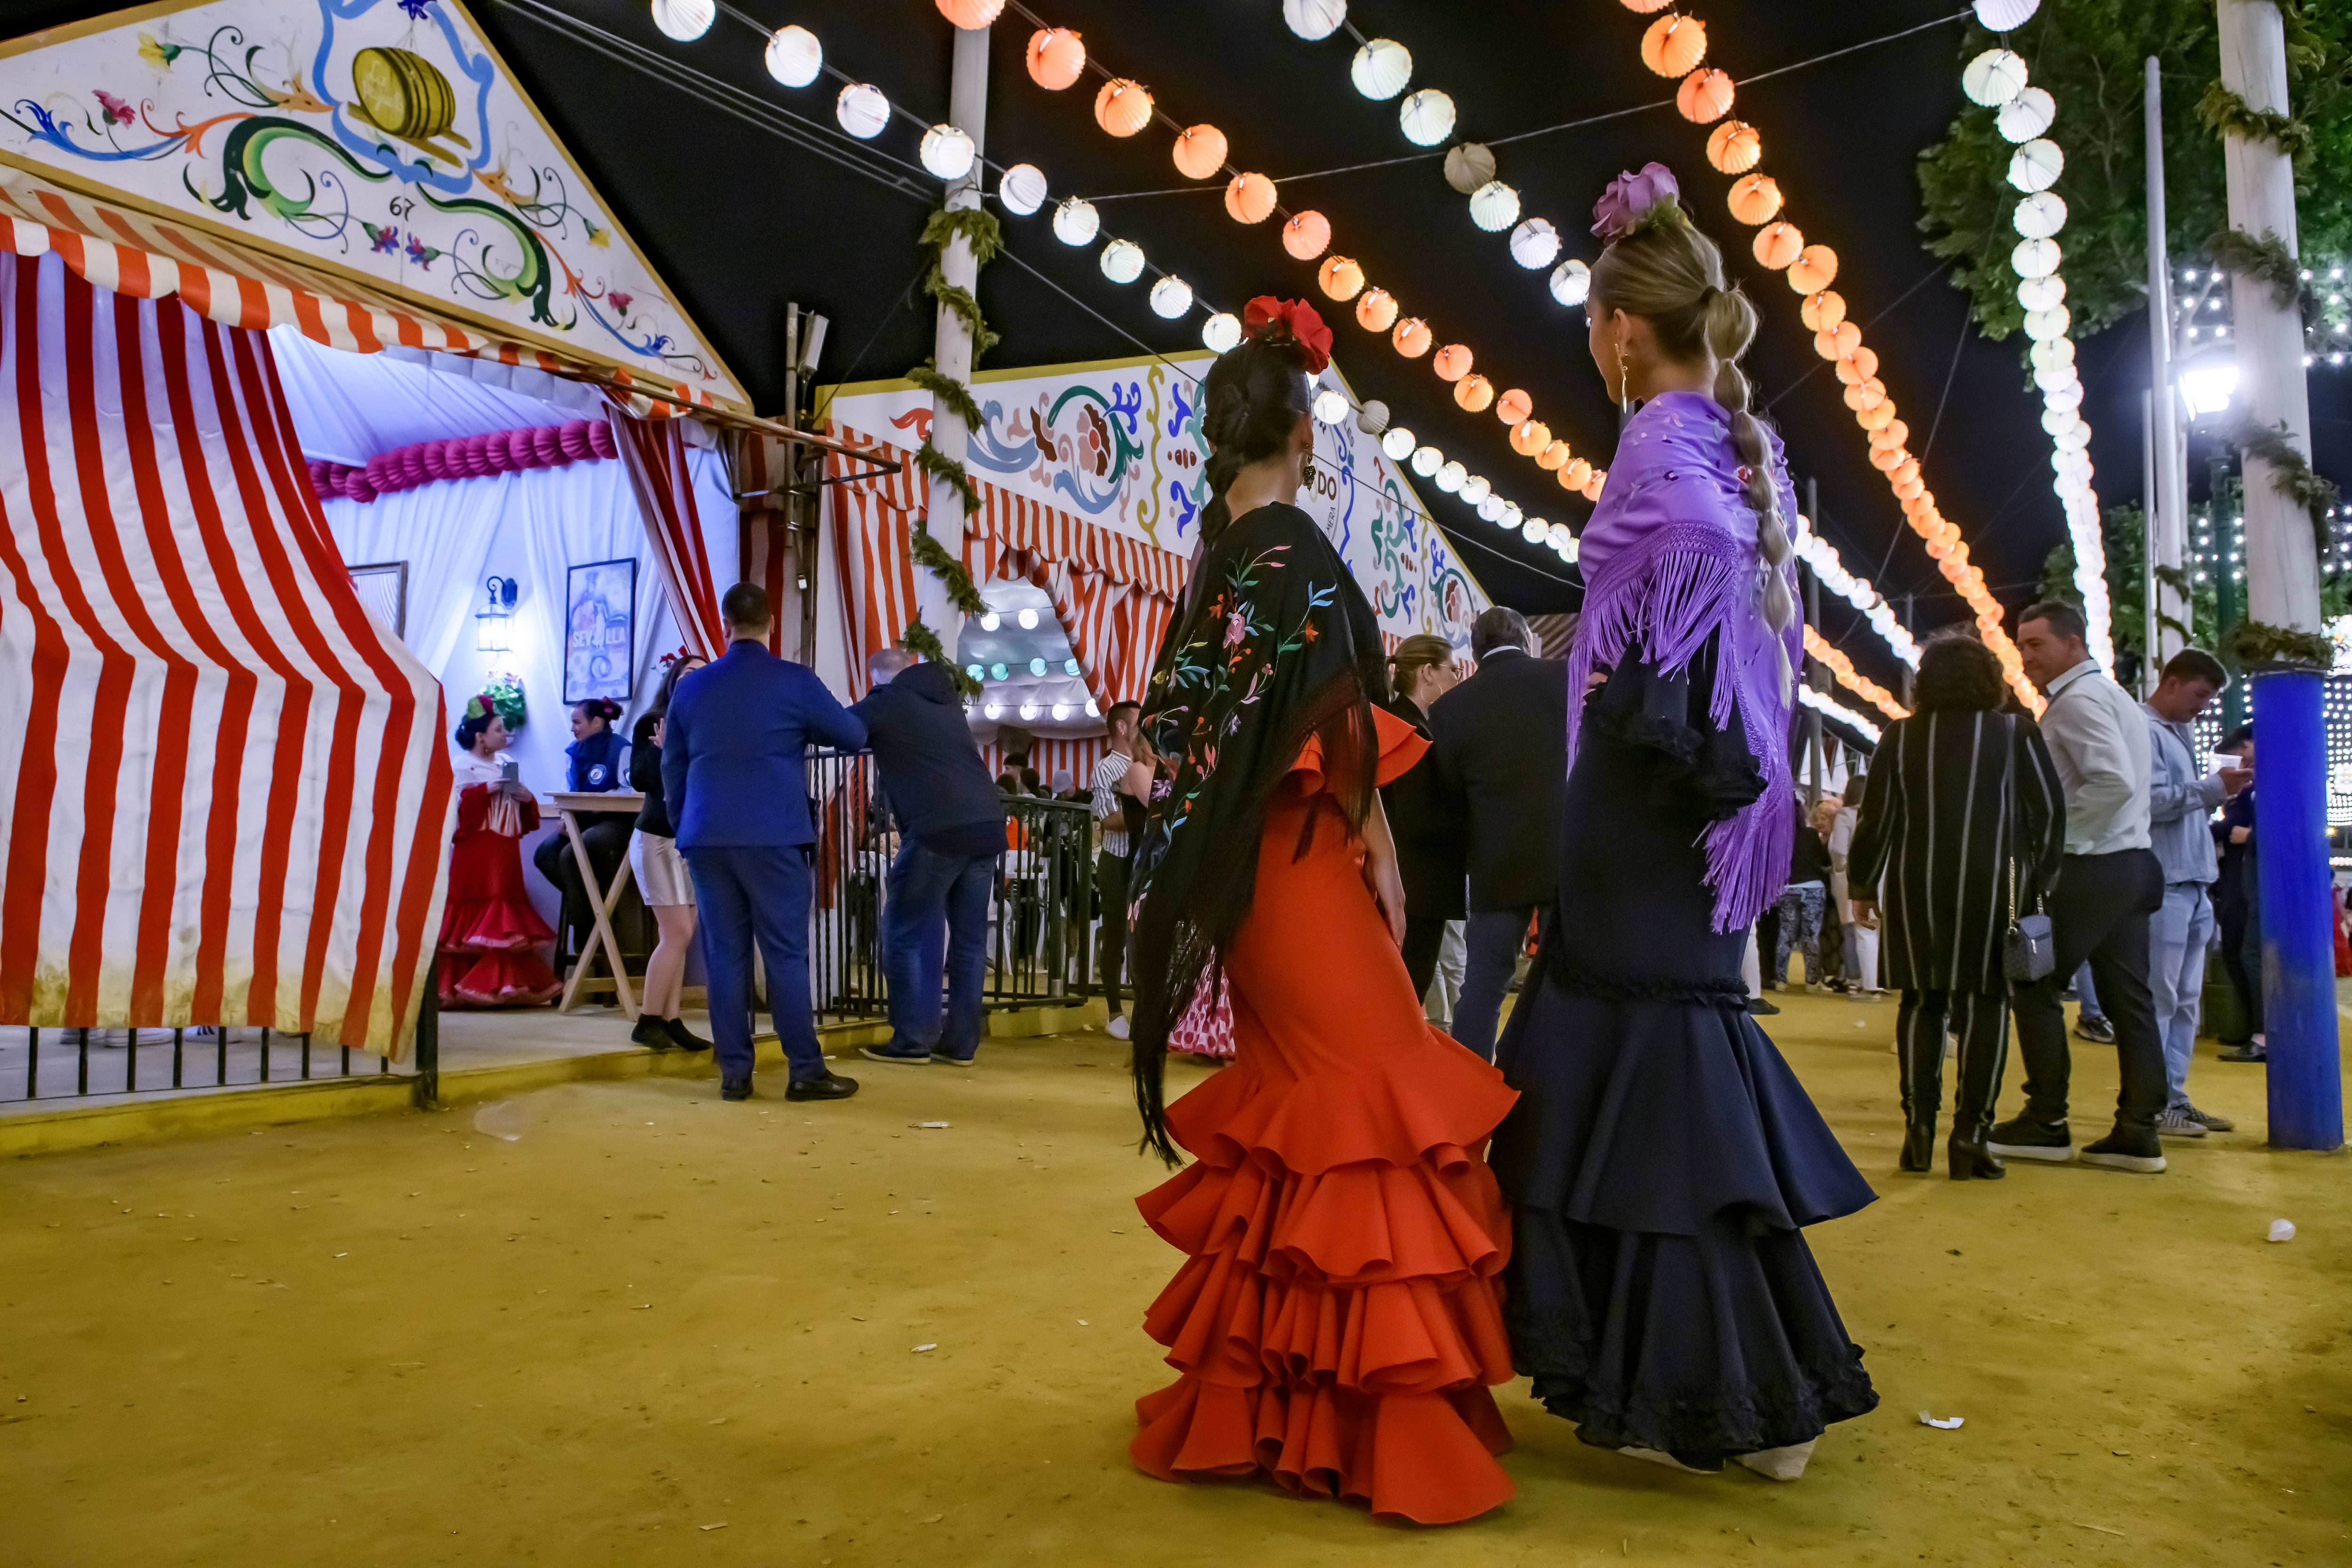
[2216,890,2265,1039]
[2010,848,2167,1134]
[1094,850,1132,1015]
[1897,989,2009,1134]
[1401,914,1449,1003]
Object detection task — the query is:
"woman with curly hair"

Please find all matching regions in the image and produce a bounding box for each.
[1122,298,1518,1525]
[1849,635,2066,1178]
[1488,166,1880,1481]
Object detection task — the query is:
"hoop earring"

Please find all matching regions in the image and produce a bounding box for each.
[1617,342,1633,415]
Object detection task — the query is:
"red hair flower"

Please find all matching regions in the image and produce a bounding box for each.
[1242,296,1333,374]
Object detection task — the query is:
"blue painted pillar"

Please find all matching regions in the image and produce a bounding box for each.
[2252,671,2344,1150]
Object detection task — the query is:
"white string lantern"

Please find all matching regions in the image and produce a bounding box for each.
[2012,191,2067,239]
[2006,138,2063,194]
[1477,493,1506,523]
[1311,388,1349,425]
[1283,0,1347,42]
[1051,197,1100,246]
[2016,273,2066,312]
[1350,39,1413,101]
[1149,275,1193,318]
[1468,181,1520,232]
[1460,473,1492,504]
[763,24,822,87]
[1498,500,1522,528]
[1549,258,1591,307]
[1381,426,1415,460]
[1520,517,1547,544]
[1547,523,1575,556]
[1962,48,2029,108]
[1099,239,1145,284]
[835,83,890,140]
[1410,445,1442,477]
[2023,303,2072,342]
[1973,0,2041,30]
[2011,236,2061,279]
[650,0,714,42]
[998,163,1048,216]
[1508,218,1561,270]
[1201,312,1242,353]
[1398,89,1456,147]
[1355,399,1391,435]
[1996,86,2055,143]
[920,125,976,181]
[1436,460,1466,493]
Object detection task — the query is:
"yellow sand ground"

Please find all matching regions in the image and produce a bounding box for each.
[3,993,2347,1567]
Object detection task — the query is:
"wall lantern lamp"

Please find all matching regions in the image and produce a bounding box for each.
[475,575,518,653]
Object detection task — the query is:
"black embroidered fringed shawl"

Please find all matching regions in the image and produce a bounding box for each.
[1126,501,1390,1162]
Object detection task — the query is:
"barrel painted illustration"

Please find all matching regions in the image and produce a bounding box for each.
[351,47,456,142]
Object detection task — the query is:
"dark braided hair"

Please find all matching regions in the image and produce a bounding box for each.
[1197,333,1314,548]
[574,697,621,731]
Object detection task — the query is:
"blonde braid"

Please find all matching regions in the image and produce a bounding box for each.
[1705,291,1794,695]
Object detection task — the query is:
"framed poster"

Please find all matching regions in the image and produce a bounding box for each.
[564,558,636,704]
[347,561,408,638]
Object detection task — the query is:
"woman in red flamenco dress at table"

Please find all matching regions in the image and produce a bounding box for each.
[1121,298,1518,1526]
[438,694,562,1007]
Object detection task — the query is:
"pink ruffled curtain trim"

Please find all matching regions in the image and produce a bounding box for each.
[305,417,618,504]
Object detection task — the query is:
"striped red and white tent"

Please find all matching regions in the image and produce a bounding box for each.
[822,427,1187,707]
[0,251,449,1054]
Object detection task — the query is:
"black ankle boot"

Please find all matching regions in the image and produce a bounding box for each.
[1947,1122,2006,1180]
[1899,1120,1936,1173]
[630,1014,673,1051]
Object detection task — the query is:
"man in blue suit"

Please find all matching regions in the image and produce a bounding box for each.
[663,583,866,1101]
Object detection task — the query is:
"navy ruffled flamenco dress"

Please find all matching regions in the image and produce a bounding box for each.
[1490,640,1879,1466]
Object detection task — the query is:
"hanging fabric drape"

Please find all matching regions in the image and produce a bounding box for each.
[731,428,796,656]
[609,406,726,661]
[824,441,926,700]
[0,252,450,1053]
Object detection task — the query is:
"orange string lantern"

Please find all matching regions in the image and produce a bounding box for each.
[1510,418,1551,456]
[1787,244,1839,294]
[1317,255,1365,301]
[1224,172,1276,224]
[1432,343,1473,382]
[1354,287,1398,332]
[1025,28,1085,89]
[1726,173,1782,225]
[1454,374,1495,413]
[1281,210,1331,259]
[1538,439,1572,470]
[1093,79,1154,138]
[1171,125,1227,180]
[1676,68,1734,124]
[1640,15,1707,77]
[1562,457,1593,489]
[1495,388,1533,425]
[1751,222,1803,271]
[1799,289,1846,333]
[936,0,1004,27]
[1706,120,1760,174]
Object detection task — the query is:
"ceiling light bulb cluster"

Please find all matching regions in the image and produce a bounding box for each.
[1797,681,1883,744]
[1612,0,2040,711]
[1804,625,1910,723]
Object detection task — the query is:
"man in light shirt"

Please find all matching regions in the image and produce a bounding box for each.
[2142,648,2252,1135]
[1090,702,1147,1040]
[1988,602,2170,1174]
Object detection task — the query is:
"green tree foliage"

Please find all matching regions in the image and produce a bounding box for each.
[1917,2,2352,345]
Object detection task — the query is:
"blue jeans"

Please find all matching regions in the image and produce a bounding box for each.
[684,846,824,1086]
[1455,906,1535,1062]
[2072,960,2106,1025]
[2150,882,2216,1106]
[883,839,995,1058]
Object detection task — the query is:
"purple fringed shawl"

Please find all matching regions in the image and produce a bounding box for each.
[1565,390,1802,932]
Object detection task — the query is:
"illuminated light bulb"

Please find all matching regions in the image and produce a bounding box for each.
[1017,609,1039,629]
[980,612,1001,631]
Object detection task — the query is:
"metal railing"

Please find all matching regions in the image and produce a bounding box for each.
[0,1022,397,1105]
[805,748,1098,1023]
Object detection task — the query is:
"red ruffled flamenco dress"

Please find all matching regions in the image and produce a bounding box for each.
[438,755,561,1007]
[1131,707,1520,1524]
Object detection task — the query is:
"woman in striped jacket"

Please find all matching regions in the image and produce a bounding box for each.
[1848,636,2065,1179]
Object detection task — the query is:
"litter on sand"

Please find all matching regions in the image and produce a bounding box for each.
[912,1121,952,1130]
[1918,1411,1964,1429]
[2268,1218,2296,1242]
[473,1101,527,1141]
[913,1343,938,1353]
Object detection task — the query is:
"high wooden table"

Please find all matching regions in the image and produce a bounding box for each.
[551,790,643,1018]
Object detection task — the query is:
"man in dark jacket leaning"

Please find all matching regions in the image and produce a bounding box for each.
[851,648,1009,1067]
[1428,606,1568,1060]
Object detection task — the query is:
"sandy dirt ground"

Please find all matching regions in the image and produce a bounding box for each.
[3,991,2347,1567]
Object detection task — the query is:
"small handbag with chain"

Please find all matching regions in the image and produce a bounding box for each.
[2001,714,2055,983]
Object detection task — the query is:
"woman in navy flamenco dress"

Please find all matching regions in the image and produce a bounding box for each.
[1490,165,1879,1481]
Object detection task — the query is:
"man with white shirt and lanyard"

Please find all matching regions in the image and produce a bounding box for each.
[2141,648,2253,1138]
[1090,701,1149,1040]
[1989,602,2170,1173]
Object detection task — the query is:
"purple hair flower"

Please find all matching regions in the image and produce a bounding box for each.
[1591,162,1680,241]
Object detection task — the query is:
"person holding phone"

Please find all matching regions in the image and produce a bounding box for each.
[438,694,561,1006]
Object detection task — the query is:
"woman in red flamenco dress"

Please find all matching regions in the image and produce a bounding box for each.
[439,695,562,1007]
[1122,299,1518,1526]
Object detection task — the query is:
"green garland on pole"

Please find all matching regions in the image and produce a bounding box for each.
[2195,80,2312,160]
[2205,225,2307,310]
[894,204,1007,699]
[2221,414,2343,545]
[2221,618,2334,672]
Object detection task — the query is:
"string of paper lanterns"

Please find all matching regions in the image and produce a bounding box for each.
[1793,514,1921,669]
[1003,0,1610,509]
[1804,625,1910,724]
[1963,7,2115,672]
[1797,680,1884,745]
[1613,0,2042,712]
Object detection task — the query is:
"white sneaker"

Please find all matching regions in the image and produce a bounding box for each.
[1106,1014,1130,1040]
[1620,1447,1719,1476]
[1734,1440,1815,1481]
